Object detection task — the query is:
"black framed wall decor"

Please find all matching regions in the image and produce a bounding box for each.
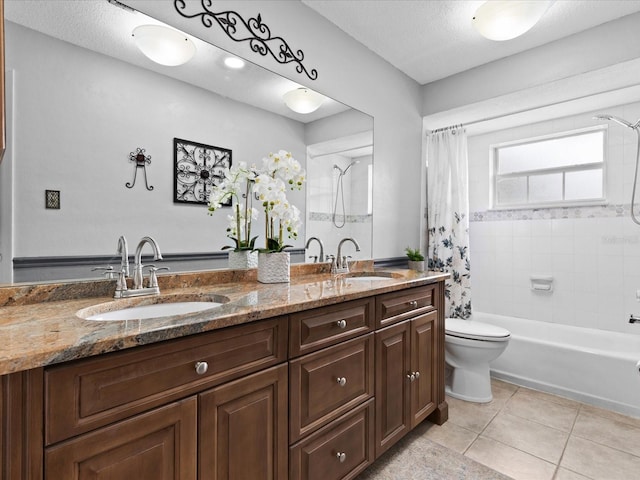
[174,138,232,205]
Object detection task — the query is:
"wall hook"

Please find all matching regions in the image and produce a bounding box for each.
[127,148,154,191]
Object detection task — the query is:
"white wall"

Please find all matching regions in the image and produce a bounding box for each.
[5,21,307,257]
[468,100,640,335]
[126,0,424,260]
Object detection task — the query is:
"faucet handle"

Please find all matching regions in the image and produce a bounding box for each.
[308,255,318,263]
[145,265,170,288]
[92,266,116,279]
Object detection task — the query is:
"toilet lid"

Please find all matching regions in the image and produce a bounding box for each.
[445,318,510,341]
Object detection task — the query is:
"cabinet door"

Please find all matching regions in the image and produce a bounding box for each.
[45,397,197,480]
[199,364,288,480]
[374,321,410,458]
[410,311,437,427]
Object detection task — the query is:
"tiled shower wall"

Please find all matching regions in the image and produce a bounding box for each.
[468,100,640,335]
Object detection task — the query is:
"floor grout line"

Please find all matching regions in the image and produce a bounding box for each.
[550,400,583,480]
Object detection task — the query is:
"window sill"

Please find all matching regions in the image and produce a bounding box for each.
[489,200,608,212]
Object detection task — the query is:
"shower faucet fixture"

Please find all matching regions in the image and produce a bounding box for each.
[594,113,640,225]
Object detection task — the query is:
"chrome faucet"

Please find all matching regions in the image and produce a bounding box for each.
[305,236,325,263]
[113,236,165,298]
[132,236,163,290]
[113,235,130,298]
[117,235,129,277]
[332,237,360,274]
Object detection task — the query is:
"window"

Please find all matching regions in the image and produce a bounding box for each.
[492,127,606,208]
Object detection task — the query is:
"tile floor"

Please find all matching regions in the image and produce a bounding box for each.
[423,379,640,480]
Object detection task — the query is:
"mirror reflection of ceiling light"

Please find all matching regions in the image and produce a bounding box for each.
[283,88,324,114]
[224,57,245,69]
[472,0,553,41]
[132,24,196,66]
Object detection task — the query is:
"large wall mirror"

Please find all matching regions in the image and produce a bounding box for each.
[0,0,373,284]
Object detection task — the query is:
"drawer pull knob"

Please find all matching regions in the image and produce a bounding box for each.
[336,452,346,463]
[337,377,347,387]
[409,300,418,308]
[336,319,347,329]
[407,373,415,381]
[414,371,420,379]
[195,361,209,375]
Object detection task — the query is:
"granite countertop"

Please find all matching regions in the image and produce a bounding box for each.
[0,263,448,376]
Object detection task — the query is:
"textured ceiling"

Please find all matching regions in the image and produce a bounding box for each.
[301,0,640,85]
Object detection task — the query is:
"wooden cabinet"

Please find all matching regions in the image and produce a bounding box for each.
[0,369,43,480]
[45,398,197,479]
[45,317,287,445]
[375,286,441,458]
[289,300,378,480]
[1,279,446,480]
[43,317,289,480]
[199,364,288,480]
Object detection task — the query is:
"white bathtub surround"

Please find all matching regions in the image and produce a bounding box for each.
[427,126,472,318]
[474,311,640,418]
[468,102,640,334]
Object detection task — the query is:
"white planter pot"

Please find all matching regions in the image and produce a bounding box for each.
[257,252,290,283]
[408,260,425,272]
[228,250,258,269]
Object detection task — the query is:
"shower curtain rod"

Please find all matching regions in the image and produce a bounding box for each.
[426,82,640,133]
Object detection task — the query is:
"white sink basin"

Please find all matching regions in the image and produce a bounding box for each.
[344,272,398,281]
[345,276,392,281]
[77,294,230,321]
[86,301,224,321]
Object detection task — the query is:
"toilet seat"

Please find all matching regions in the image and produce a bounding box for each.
[445,318,510,342]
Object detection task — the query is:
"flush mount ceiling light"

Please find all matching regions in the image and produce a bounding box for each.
[283,88,324,114]
[224,56,245,69]
[132,24,196,66]
[472,0,553,41]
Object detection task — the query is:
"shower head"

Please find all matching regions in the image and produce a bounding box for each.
[333,160,360,175]
[343,160,360,174]
[593,114,640,130]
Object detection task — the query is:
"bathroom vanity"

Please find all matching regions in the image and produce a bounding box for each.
[0,267,448,480]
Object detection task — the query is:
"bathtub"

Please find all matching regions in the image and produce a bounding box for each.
[472,312,640,418]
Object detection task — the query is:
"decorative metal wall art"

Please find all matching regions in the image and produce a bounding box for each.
[174,138,232,205]
[174,0,318,81]
[127,148,154,190]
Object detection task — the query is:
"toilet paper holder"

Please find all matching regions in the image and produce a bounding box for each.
[530,275,553,292]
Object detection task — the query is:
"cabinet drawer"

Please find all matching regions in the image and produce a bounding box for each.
[289,399,374,480]
[289,334,374,443]
[45,397,197,479]
[45,317,287,445]
[290,297,374,357]
[376,285,437,328]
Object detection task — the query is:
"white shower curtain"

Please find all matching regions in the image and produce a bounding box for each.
[426,126,472,319]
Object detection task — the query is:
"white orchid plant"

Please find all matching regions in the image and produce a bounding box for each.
[208,161,259,251]
[208,150,305,254]
[254,150,306,253]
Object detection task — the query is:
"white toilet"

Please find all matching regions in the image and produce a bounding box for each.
[444,317,511,403]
